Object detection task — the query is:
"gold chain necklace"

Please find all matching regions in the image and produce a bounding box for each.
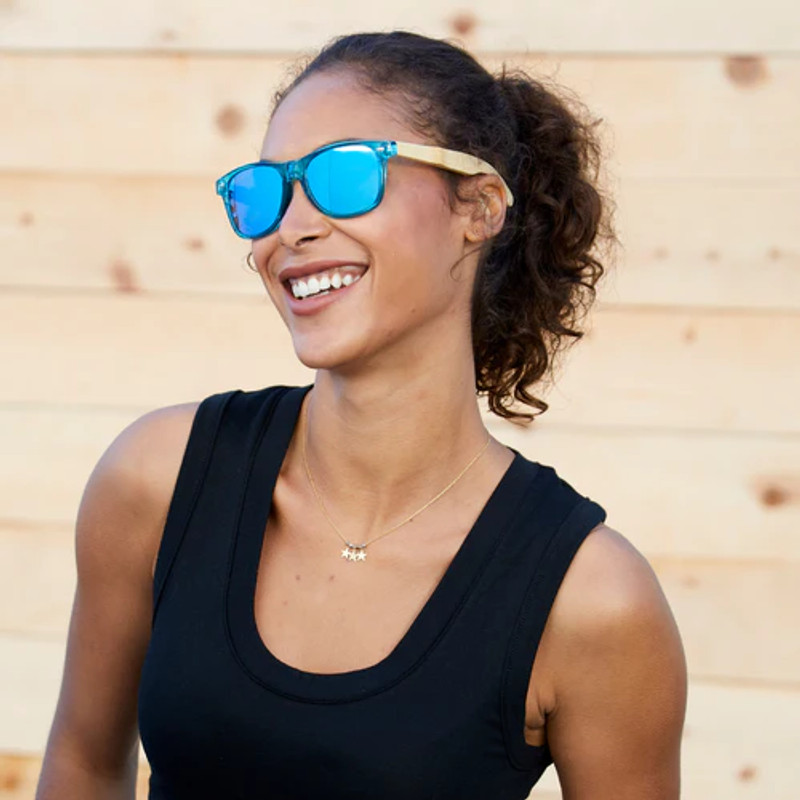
[300,396,491,563]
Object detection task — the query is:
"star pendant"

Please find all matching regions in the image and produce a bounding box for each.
[341,546,367,562]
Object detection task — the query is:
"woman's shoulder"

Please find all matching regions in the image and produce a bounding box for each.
[560,524,665,621]
[532,521,686,734]
[78,401,202,582]
[95,401,202,503]
[543,522,681,663]
[530,523,687,793]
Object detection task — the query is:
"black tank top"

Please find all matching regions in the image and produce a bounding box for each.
[137,384,607,799]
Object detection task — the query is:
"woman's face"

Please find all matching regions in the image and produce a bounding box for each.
[251,70,481,375]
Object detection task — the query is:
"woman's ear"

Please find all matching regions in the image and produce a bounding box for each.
[464,179,507,243]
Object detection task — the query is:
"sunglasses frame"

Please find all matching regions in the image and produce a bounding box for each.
[215,138,515,240]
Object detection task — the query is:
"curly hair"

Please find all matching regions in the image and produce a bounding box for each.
[272,31,616,422]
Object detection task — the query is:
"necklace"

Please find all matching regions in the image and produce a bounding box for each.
[300,396,492,563]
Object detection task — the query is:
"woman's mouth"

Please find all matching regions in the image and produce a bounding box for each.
[285,265,367,300]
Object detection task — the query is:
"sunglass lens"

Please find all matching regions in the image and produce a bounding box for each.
[228,165,284,237]
[305,144,383,217]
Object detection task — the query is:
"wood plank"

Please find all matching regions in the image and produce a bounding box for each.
[0,0,797,53]
[611,179,800,311]
[0,293,314,408]
[652,560,800,686]
[0,523,75,637]
[2,407,798,561]
[1,293,797,433]
[0,408,139,524]
[3,54,800,179]
[3,515,799,683]
[681,682,800,798]
[489,423,800,561]
[0,752,150,799]
[3,662,798,799]
[0,637,64,754]
[0,174,253,296]
[3,174,799,311]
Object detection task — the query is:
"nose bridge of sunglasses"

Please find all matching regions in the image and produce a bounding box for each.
[286,159,305,183]
[279,157,329,228]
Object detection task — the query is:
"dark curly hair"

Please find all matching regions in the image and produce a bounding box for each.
[272,31,615,422]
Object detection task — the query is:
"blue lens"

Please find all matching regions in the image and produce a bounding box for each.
[305,144,383,217]
[228,165,284,237]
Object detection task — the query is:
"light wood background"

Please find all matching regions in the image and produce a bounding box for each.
[1,1,799,798]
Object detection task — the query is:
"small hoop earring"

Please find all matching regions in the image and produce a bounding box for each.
[246,251,257,272]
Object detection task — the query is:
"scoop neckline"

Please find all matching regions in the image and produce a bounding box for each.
[225,384,541,703]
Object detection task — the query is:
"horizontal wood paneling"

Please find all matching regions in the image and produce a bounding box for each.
[2,6,798,796]
[681,682,800,797]
[492,423,800,561]
[0,0,797,54]
[0,637,63,753]
[3,408,798,560]
[3,55,799,179]
[0,523,74,636]
[0,408,139,524]
[1,293,797,433]
[0,752,151,799]
[0,293,313,408]
[3,174,799,311]
[653,559,800,685]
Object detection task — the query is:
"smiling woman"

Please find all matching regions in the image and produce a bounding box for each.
[36,30,686,800]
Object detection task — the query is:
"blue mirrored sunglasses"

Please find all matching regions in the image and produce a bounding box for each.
[215,138,515,240]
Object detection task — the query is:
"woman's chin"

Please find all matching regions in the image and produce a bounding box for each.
[291,338,365,373]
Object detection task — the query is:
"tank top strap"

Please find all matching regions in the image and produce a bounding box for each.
[152,385,306,622]
[151,390,239,618]
[500,470,607,771]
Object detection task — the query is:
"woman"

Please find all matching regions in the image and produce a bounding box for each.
[37,31,686,800]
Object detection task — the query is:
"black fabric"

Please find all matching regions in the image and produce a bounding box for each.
[137,384,607,799]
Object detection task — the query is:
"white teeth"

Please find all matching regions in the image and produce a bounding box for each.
[287,266,365,300]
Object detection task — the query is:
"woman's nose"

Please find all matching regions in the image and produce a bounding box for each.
[277,180,331,249]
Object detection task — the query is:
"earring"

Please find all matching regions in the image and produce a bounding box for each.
[246,251,257,271]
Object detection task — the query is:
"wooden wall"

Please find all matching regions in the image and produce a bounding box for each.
[1,2,799,798]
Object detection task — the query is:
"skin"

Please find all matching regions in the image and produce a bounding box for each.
[36,69,686,799]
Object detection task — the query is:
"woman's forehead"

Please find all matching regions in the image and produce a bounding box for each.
[261,71,419,161]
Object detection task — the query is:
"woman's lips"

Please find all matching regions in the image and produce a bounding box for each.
[282,268,366,316]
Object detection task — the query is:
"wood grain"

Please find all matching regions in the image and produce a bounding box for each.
[1,293,797,432]
[0,751,150,799]
[2,407,798,560]
[1,6,798,797]
[2,174,799,311]
[3,55,799,179]
[0,0,797,53]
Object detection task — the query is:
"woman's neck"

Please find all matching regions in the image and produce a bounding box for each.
[297,360,496,540]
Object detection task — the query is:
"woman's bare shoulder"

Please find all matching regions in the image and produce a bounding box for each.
[558,524,669,625]
[79,401,202,580]
[534,523,687,797]
[540,523,684,679]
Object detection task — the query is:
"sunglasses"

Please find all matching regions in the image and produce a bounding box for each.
[215,138,515,240]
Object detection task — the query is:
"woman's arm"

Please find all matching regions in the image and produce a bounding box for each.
[534,525,687,799]
[35,403,198,800]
